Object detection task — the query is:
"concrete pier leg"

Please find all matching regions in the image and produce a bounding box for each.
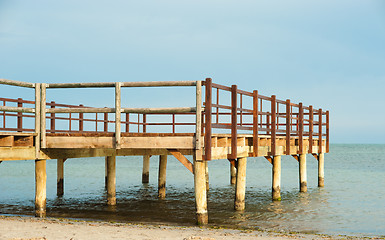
[194,155,208,225]
[158,155,167,199]
[142,155,150,184]
[272,155,281,201]
[106,156,116,205]
[299,154,307,192]
[57,158,65,197]
[230,163,236,185]
[205,161,209,192]
[318,153,325,187]
[234,157,247,211]
[35,159,46,217]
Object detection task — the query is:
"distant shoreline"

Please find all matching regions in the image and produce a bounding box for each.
[0,215,378,240]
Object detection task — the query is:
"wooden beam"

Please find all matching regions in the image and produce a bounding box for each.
[308,105,313,153]
[298,103,303,154]
[115,82,121,149]
[204,78,212,160]
[195,81,202,149]
[0,78,35,88]
[252,90,259,157]
[285,99,291,155]
[228,84,237,160]
[106,156,116,205]
[40,83,46,149]
[271,95,276,156]
[142,155,150,183]
[272,155,281,201]
[158,155,167,199]
[168,149,194,174]
[193,153,208,225]
[234,157,247,211]
[35,159,46,217]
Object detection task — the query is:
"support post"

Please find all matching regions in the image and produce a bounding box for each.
[115,82,121,149]
[40,83,46,148]
[204,78,212,160]
[104,156,108,189]
[230,162,236,185]
[142,155,150,184]
[34,83,41,159]
[205,161,209,192]
[299,154,307,192]
[35,159,46,217]
[318,153,325,187]
[194,153,208,225]
[17,98,23,132]
[234,157,247,211]
[272,155,281,201]
[106,156,116,205]
[158,155,167,199]
[57,158,66,196]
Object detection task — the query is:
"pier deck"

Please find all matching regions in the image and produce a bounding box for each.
[0,78,329,224]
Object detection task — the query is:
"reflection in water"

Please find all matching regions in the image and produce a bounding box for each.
[0,145,385,237]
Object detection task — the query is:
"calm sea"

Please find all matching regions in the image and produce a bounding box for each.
[0,144,384,237]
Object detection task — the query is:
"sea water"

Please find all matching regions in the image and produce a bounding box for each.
[0,144,384,237]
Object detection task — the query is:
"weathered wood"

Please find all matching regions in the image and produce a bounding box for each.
[308,106,313,153]
[168,149,194,174]
[0,136,13,147]
[105,157,108,189]
[195,81,202,149]
[253,90,259,157]
[35,159,46,217]
[326,111,330,153]
[286,99,291,155]
[272,155,281,201]
[194,154,208,225]
[47,81,197,88]
[47,107,114,113]
[230,162,236,185]
[271,95,276,156]
[299,154,307,192]
[318,108,323,153]
[0,78,35,88]
[158,155,167,199]
[204,78,212,160]
[57,158,66,196]
[142,155,150,183]
[318,153,325,187]
[234,157,247,211]
[115,82,121,149]
[14,136,34,147]
[106,156,116,205]
[0,106,35,113]
[298,103,303,154]
[122,107,196,114]
[229,85,237,160]
[40,84,47,148]
[205,161,209,192]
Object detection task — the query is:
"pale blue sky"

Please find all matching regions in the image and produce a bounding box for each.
[1,0,384,143]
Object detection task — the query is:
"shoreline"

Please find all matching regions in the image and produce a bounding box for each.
[0,215,380,240]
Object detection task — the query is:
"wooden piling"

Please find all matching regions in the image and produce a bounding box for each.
[230,163,236,185]
[194,155,208,225]
[106,156,116,205]
[142,155,150,184]
[272,155,281,201]
[205,161,209,192]
[57,158,66,196]
[35,159,46,217]
[158,155,167,199]
[105,156,108,189]
[318,153,325,187]
[234,157,247,211]
[299,154,307,192]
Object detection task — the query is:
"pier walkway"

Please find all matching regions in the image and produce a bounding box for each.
[0,78,329,224]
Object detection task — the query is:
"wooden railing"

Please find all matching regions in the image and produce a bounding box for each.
[0,78,329,160]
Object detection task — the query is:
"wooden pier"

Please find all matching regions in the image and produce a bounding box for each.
[0,78,329,224]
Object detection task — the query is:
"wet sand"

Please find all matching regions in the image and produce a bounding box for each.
[0,215,372,240]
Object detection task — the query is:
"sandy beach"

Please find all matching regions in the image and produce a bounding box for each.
[0,215,375,240]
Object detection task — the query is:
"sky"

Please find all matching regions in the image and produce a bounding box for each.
[0,0,384,143]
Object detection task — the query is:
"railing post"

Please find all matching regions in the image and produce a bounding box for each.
[35,83,41,159]
[125,113,129,133]
[172,113,175,133]
[79,104,84,132]
[308,105,313,153]
[196,81,202,150]
[271,95,276,156]
[17,98,23,132]
[326,110,329,153]
[252,90,259,157]
[50,101,56,133]
[285,99,291,155]
[40,83,46,148]
[143,114,147,133]
[298,103,303,154]
[115,82,121,149]
[229,85,237,160]
[318,108,322,153]
[204,78,212,160]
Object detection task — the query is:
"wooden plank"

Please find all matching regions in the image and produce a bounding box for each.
[253,90,259,157]
[35,83,41,159]
[168,149,194,174]
[0,106,35,113]
[122,136,195,149]
[122,107,196,114]
[308,105,313,153]
[0,132,37,136]
[17,98,23,132]
[271,95,276,156]
[195,81,202,149]
[0,136,14,147]
[285,99,291,155]
[40,83,47,148]
[47,107,114,113]
[204,78,212,160]
[14,136,33,147]
[228,84,237,160]
[47,81,197,88]
[0,78,35,88]
[115,82,121,149]
[298,102,303,154]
